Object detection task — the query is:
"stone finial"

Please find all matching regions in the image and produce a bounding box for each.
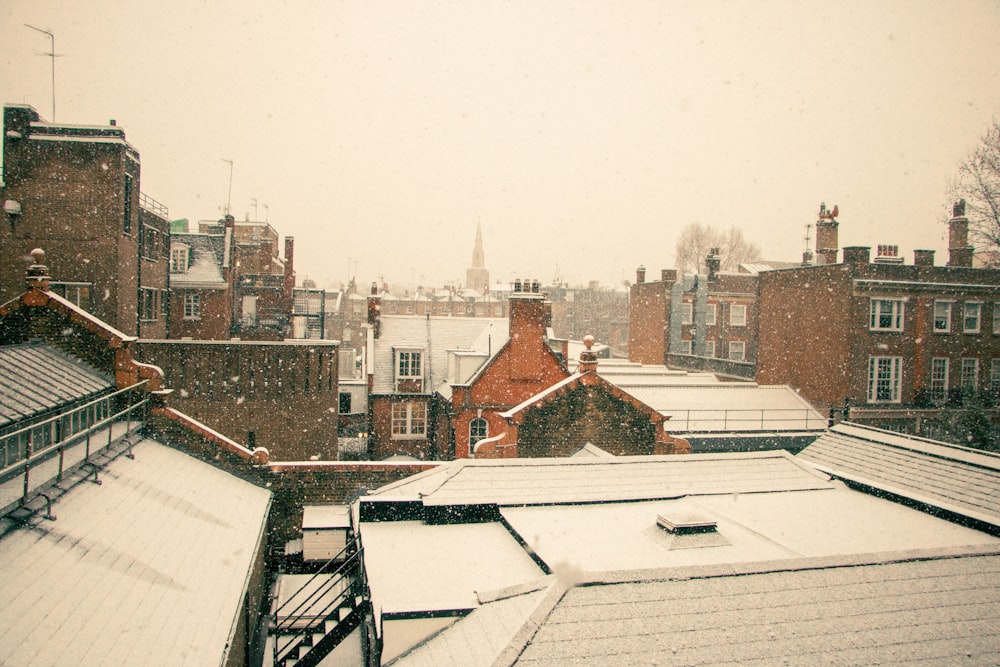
[578,334,599,374]
[953,199,966,218]
[25,248,51,291]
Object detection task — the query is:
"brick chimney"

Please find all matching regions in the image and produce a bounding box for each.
[508,280,549,381]
[636,266,646,284]
[25,248,50,291]
[815,202,840,265]
[367,282,381,338]
[948,199,974,268]
[283,236,295,309]
[914,249,935,267]
[705,247,721,282]
[842,246,870,264]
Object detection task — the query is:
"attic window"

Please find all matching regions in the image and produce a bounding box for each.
[170,245,190,273]
[656,512,718,535]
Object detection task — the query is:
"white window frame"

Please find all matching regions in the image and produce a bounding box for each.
[706,303,717,325]
[730,304,747,327]
[993,303,1000,335]
[869,298,904,332]
[963,302,982,334]
[396,349,423,379]
[933,301,952,333]
[930,358,949,403]
[991,359,1000,395]
[170,245,189,273]
[469,417,488,447]
[681,301,693,325]
[183,293,201,320]
[391,401,427,439]
[729,341,746,361]
[678,339,692,355]
[961,358,980,391]
[704,340,716,358]
[868,356,902,404]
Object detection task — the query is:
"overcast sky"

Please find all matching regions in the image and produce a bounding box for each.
[3,1,1000,291]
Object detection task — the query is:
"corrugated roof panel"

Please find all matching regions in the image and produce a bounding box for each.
[0,343,114,429]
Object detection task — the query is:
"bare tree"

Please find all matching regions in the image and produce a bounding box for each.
[674,223,761,274]
[949,119,1000,264]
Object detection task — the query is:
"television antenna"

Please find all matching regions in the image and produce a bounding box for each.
[24,25,62,121]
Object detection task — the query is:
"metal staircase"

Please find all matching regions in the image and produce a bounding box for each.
[271,535,373,667]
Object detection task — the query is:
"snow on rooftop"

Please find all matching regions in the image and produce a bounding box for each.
[0,438,271,666]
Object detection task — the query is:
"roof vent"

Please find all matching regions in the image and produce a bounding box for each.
[656,511,718,535]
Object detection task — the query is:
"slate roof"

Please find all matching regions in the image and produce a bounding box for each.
[0,342,113,429]
[0,438,271,666]
[482,548,1000,666]
[370,316,507,394]
[169,233,227,288]
[365,451,834,506]
[798,422,1000,528]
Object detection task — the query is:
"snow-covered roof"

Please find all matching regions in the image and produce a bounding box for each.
[365,450,834,506]
[799,422,1000,528]
[0,342,113,428]
[401,547,1000,666]
[361,521,544,615]
[624,383,826,432]
[170,234,227,288]
[370,316,507,394]
[0,438,271,665]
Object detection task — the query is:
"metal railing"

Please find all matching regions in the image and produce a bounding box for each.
[139,192,168,218]
[665,407,827,432]
[0,381,150,517]
[272,534,369,667]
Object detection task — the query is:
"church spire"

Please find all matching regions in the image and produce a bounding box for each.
[466,221,490,291]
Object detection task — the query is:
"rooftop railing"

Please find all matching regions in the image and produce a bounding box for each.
[139,192,168,218]
[0,381,151,518]
[664,407,827,432]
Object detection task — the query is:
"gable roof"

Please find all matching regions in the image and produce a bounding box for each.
[798,422,1000,529]
[0,437,271,666]
[370,316,507,394]
[0,342,113,429]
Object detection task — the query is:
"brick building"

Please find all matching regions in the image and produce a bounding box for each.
[168,217,237,340]
[628,254,759,378]
[0,105,171,338]
[547,281,630,355]
[757,201,1000,433]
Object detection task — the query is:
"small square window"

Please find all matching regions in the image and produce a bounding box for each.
[964,303,982,333]
[730,304,747,327]
[933,301,952,333]
[729,341,746,361]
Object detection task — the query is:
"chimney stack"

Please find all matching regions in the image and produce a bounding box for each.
[815,202,840,265]
[705,248,721,282]
[577,335,599,375]
[842,246,870,264]
[367,282,381,338]
[508,288,550,381]
[636,266,646,284]
[914,249,935,267]
[948,199,974,268]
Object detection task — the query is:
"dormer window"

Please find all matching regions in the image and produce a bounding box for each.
[397,350,422,378]
[170,245,190,273]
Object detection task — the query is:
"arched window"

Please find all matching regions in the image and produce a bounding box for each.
[469,418,488,450]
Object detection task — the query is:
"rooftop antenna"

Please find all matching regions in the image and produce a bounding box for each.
[804,222,813,251]
[250,197,258,220]
[24,24,62,121]
[262,203,269,222]
[220,159,233,215]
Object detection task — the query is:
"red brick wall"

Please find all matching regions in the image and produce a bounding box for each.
[516,384,657,457]
[629,280,668,364]
[168,288,233,340]
[135,340,339,460]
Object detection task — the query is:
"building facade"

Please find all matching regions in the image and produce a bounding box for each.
[1,104,170,337]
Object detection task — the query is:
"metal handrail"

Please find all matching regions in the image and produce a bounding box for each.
[139,192,168,217]
[0,381,150,512]
[665,407,827,431]
[273,534,370,666]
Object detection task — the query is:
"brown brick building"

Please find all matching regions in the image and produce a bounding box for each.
[757,203,1000,432]
[1,105,170,338]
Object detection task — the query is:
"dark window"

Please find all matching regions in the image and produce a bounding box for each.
[339,392,352,414]
[123,174,133,235]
